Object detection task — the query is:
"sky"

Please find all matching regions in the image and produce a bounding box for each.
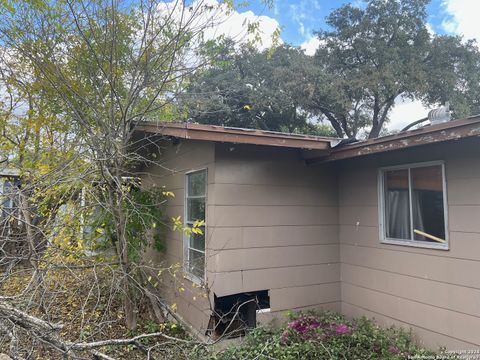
[216,0,480,131]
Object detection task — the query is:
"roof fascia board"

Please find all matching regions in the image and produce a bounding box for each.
[326,116,480,162]
[135,123,332,150]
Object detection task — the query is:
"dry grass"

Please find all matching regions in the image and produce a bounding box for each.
[0,265,194,359]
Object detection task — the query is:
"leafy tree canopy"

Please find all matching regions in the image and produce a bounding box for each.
[183,40,337,137]
[186,0,480,139]
[307,0,480,138]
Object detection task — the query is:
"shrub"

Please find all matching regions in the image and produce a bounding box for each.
[195,311,441,360]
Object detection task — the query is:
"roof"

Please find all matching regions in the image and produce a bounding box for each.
[134,122,339,150]
[0,168,20,177]
[327,115,480,162]
[134,116,480,162]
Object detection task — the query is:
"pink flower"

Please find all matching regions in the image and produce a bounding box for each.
[288,316,321,334]
[334,324,351,335]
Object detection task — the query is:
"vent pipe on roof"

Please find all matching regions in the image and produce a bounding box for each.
[428,102,451,124]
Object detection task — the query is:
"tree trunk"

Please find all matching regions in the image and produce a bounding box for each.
[112,181,137,330]
[368,99,395,139]
[320,108,345,138]
[369,123,382,138]
[19,191,43,286]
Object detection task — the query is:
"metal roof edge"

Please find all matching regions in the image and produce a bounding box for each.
[327,115,480,161]
[134,121,338,150]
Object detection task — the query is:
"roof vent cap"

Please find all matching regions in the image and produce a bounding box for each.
[428,102,451,124]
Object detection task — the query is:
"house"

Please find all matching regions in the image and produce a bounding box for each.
[134,116,480,350]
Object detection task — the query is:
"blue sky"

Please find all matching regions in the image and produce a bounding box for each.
[244,0,453,46]
[248,0,462,45]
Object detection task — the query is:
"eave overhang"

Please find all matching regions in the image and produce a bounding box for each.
[134,122,337,151]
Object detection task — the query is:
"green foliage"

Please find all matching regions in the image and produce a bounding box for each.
[307,0,480,138]
[193,311,441,360]
[88,186,168,262]
[187,0,480,139]
[183,41,336,137]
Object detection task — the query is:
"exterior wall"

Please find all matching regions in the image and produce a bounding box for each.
[142,135,480,350]
[141,139,215,335]
[208,143,340,318]
[337,138,480,349]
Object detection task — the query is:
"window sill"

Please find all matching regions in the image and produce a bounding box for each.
[183,271,204,286]
[380,238,449,251]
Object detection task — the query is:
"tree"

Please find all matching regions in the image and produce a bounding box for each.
[306,0,480,138]
[0,0,237,336]
[0,44,85,289]
[420,35,480,118]
[183,41,337,136]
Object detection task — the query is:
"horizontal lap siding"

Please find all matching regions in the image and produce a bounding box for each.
[141,140,215,335]
[209,244,339,272]
[209,205,337,227]
[338,140,480,349]
[209,143,340,313]
[208,225,337,250]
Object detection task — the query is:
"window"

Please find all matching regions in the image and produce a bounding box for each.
[379,161,448,249]
[0,177,20,237]
[185,169,207,280]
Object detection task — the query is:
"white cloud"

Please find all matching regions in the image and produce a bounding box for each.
[388,97,433,131]
[201,9,281,50]
[425,23,435,36]
[156,0,281,51]
[441,0,480,42]
[300,36,320,56]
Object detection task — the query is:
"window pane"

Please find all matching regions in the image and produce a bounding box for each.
[189,228,205,251]
[1,180,15,218]
[187,198,205,222]
[411,166,445,242]
[188,171,206,196]
[384,169,411,240]
[188,249,205,279]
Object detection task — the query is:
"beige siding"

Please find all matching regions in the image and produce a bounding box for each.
[208,143,340,314]
[143,136,480,349]
[337,140,480,349]
[141,139,215,336]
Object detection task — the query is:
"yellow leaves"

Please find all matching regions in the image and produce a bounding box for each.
[172,216,205,236]
[170,303,177,312]
[243,104,252,111]
[191,220,205,235]
[172,216,183,232]
[191,227,203,235]
[44,209,86,265]
[162,191,175,198]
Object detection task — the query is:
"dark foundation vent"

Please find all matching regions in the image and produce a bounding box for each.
[208,290,270,339]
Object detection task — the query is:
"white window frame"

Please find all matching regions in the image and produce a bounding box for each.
[0,178,15,216]
[378,160,449,250]
[184,168,207,283]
